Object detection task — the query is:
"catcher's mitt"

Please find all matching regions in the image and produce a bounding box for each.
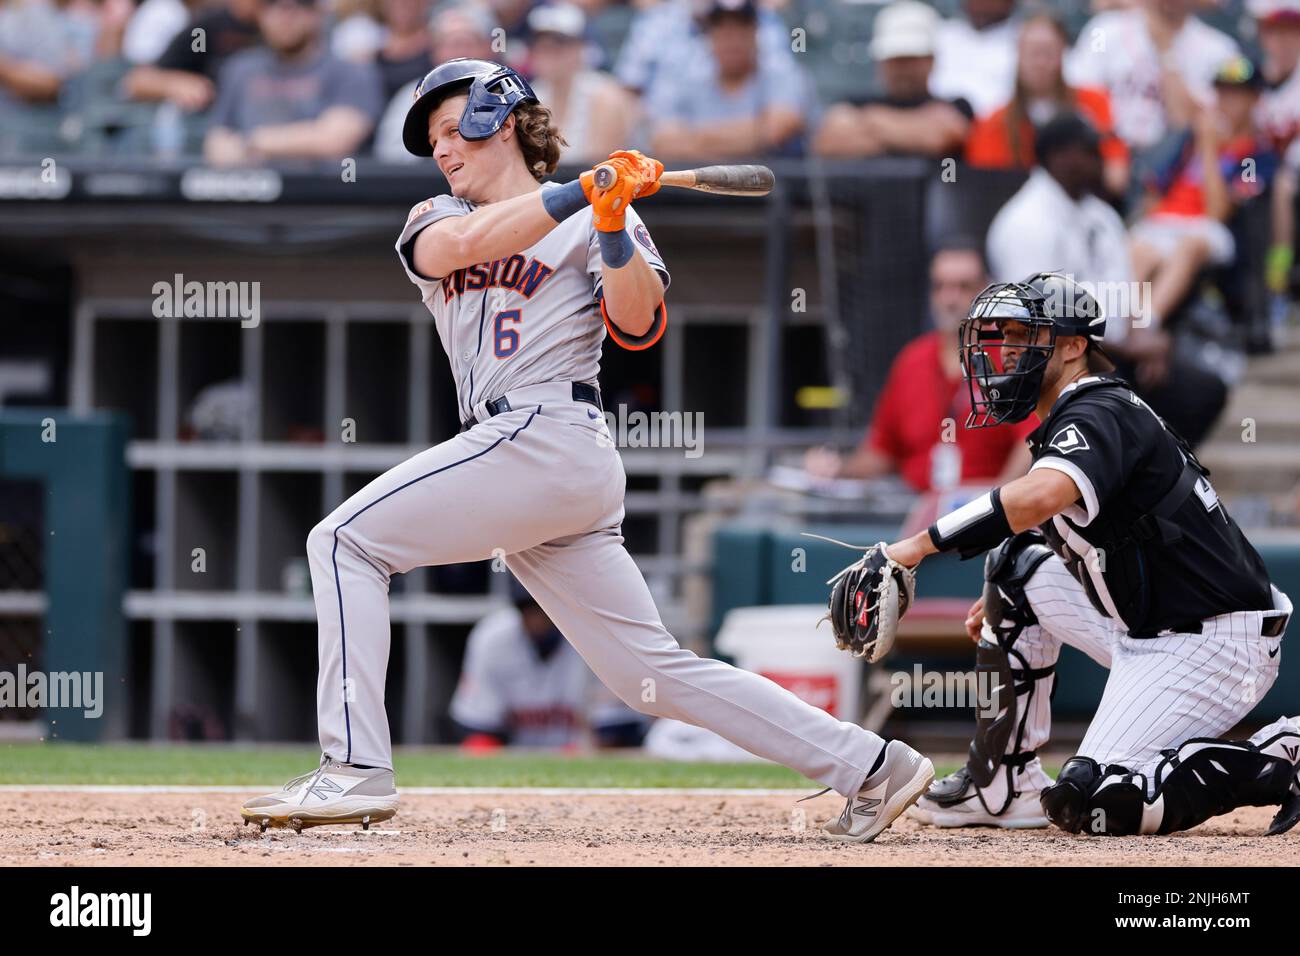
[820,540,917,663]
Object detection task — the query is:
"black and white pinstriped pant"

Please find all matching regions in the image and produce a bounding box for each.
[1001,554,1290,791]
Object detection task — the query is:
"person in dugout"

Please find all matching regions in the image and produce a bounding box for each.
[451,577,649,749]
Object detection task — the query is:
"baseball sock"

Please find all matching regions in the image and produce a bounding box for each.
[866,746,888,779]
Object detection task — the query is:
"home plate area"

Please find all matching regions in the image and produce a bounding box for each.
[0,789,1290,866]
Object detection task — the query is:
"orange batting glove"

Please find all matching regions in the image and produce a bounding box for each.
[579,158,631,203]
[608,149,663,198]
[590,177,637,232]
[579,150,665,232]
[579,157,638,231]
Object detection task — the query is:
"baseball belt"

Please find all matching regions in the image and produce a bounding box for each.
[460,381,602,432]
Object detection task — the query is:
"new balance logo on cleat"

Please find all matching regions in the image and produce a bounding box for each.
[308,777,345,801]
[852,798,882,817]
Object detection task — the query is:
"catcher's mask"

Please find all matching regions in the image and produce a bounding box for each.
[403,59,538,157]
[959,280,1056,427]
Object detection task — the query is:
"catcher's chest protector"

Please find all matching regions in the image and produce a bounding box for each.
[1028,377,1272,636]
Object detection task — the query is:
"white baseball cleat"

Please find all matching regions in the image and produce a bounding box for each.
[908,766,1048,829]
[1254,718,1300,835]
[240,755,399,832]
[823,740,935,843]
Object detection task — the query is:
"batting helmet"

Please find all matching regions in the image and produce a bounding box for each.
[402,58,538,157]
[958,272,1107,427]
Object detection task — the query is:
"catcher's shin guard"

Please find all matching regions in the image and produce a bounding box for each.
[968,638,1017,788]
[1042,734,1300,836]
[965,532,1055,795]
[1151,735,1300,835]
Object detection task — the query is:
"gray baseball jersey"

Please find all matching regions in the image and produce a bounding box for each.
[306,188,891,803]
[396,191,669,423]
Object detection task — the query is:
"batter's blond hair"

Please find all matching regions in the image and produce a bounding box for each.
[513,103,567,182]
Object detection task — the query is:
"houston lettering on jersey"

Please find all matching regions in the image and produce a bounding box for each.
[441,254,555,303]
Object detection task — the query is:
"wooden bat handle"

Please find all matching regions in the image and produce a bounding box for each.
[659,165,775,196]
[591,163,775,196]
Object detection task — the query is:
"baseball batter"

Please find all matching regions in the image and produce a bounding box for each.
[241,58,934,839]
[879,273,1300,836]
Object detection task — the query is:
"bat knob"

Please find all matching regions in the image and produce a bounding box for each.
[593,164,616,190]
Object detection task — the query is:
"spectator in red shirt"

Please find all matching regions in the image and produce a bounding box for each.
[805,241,1035,491]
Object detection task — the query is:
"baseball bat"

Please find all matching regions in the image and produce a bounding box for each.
[592,163,775,197]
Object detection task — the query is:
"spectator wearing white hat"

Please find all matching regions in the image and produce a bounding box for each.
[813,0,972,159]
[527,3,632,164]
[929,0,1021,118]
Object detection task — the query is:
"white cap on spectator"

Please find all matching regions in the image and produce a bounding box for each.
[528,3,587,39]
[870,1,940,61]
[1249,0,1300,20]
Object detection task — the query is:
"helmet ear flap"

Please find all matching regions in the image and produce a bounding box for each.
[458,69,538,140]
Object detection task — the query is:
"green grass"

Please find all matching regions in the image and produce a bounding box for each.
[0,743,978,788]
[0,742,868,788]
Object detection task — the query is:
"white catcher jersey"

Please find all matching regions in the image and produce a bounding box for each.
[395,189,670,424]
[450,606,596,747]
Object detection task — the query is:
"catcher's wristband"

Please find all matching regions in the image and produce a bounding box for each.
[598,228,635,267]
[542,179,588,223]
[927,487,1013,559]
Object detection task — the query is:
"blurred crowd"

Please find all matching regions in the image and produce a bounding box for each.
[5,0,1297,453]
[5,0,1297,280]
[2,0,1294,170]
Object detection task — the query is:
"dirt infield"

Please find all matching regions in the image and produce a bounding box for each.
[0,788,1293,866]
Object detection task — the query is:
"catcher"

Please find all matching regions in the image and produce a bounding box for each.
[828,273,1298,836]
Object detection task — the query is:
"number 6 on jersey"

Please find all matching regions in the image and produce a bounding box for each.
[494,308,522,358]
